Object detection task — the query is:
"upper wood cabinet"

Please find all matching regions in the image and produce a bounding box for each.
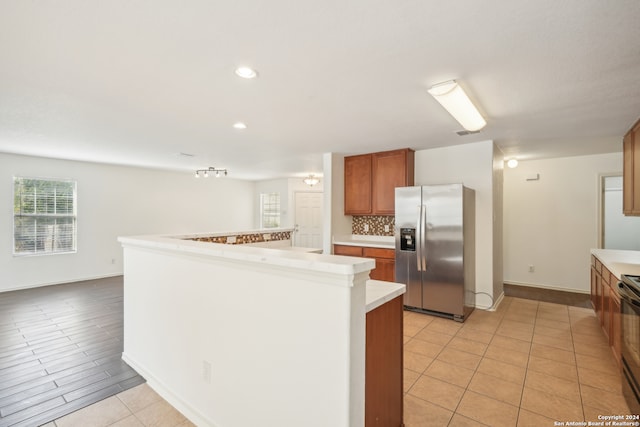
[344,154,373,215]
[623,118,640,216]
[344,148,414,215]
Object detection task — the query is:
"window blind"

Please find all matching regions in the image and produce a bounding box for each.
[13,177,77,255]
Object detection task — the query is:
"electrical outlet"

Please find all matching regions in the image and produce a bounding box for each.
[202,360,211,383]
[528,265,535,273]
[111,258,116,265]
[263,233,271,241]
[227,236,237,244]
[364,224,369,232]
[384,225,390,233]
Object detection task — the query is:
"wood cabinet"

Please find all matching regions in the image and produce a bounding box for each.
[344,154,373,215]
[334,244,395,282]
[623,118,640,215]
[590,254,621,367]
[365,295,403,427]
[344,148,414,215]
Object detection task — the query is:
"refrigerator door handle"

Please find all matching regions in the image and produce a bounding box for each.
[416,205,423,271]
[421,204,427,270]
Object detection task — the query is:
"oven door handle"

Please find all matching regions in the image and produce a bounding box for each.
[618,282,640,308]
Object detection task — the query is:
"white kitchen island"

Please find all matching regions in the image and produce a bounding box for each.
[118,234,404,427]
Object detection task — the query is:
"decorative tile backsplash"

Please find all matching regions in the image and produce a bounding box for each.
[352,216,395,236]
[188,231,291,245]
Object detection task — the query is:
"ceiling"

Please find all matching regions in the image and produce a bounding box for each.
[1,1,639,181]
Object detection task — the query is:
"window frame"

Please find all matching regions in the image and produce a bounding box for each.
[13,176,78,257]
[260,192,281,229]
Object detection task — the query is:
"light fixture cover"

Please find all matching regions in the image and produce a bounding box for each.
[303,175,320,186]
[507,158,519,168]
[233,122,247,129]
[428,80,486,132]
[235,67,257,79]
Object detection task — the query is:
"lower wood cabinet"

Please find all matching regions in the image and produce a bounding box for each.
[333,244,395,282]
[365,295,403,427]
[590,255,622,368]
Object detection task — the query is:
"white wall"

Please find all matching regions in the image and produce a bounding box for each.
[0,153,255,291]
[415,140,501,309]
[326,152,352,253]
[503,152,622,293]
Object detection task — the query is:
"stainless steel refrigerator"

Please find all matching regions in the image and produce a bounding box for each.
[395,184,475,321]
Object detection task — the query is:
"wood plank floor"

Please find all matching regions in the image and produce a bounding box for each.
[0,276,144,427]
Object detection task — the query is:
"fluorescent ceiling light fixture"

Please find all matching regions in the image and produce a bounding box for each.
[428,80,486,131]
[233,122,247,129]
[235,66,258,79]
[507,158,519,168]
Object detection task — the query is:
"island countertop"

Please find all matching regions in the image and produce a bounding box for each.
[591,248,640,279]
[119,234,373,277]
[365,280,406,312]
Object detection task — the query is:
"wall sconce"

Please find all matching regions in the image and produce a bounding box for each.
[194,167,228,178]
[303,174,320,186]
[428,80,486,132]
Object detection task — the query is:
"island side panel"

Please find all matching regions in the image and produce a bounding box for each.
[121,244,368,427]
[365,295,404,426]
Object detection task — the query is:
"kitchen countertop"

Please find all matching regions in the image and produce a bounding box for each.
[332,234,395,249]
[365,280,406,312]
[119,234,373,277]
[591,248,640,279]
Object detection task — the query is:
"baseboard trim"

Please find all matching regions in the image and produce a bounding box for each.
[503,280,590,295]
[484,291,505,312]
[1,273,124,293]
[122,353,217,427]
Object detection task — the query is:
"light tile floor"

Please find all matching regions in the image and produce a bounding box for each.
[44,296,630,427]
[403,296,631,426]
[43,383,194,427]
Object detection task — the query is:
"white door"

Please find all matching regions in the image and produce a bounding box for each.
[294,192,323,248]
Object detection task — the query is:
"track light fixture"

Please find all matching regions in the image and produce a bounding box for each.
[194,167,228,178]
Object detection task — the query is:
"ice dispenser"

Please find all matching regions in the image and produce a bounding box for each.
[400,228,416,251]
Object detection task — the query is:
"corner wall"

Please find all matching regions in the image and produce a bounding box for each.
[415,140,501,309]
[503,152,622,293]
[0,153,255,291]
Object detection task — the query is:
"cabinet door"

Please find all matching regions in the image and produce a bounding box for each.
[624,130,634,215]
[611,290,622,367]
[590,267,597,310]
[365,296,403,427]
[633,122,640,214]
[333,244,364,257]
[344,154,372,215]
[603,281,611,340]
[369,258,395,282]
[595,271,603,324]
[371,149,414,215]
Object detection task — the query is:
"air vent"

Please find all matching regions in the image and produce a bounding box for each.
[455,130,481,136]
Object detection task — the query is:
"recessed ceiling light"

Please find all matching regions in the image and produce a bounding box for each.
[235,67,257,79]
[233,122,247,129]
[507,158,519,168]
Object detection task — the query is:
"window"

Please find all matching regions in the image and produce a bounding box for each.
[13,177,77,255]
[260,192,281,228]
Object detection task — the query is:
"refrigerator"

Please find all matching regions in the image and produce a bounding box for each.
[395,184,475,322]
